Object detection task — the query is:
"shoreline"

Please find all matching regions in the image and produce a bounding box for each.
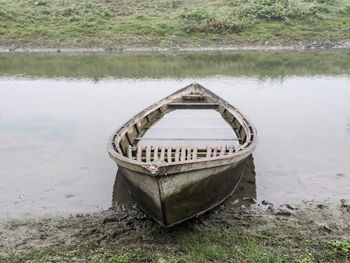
[1,200,349,262]
[1,41,350,54]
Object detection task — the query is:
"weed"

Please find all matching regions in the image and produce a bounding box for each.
[7,246,17,263]
[180,8,244,33]
[296,253,314,263]
[330,239,350,257]
[340,4,350,14]
[0,0,349,48]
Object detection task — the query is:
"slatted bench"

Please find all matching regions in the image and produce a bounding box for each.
[127,145,241,163]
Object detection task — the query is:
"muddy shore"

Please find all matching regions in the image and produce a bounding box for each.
[1,40,350,54]
[1,196,349,262]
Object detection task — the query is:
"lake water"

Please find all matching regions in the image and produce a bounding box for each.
[0,51,349,218]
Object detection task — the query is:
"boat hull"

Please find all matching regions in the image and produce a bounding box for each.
[116,157,248,227]
[107,83,258,226]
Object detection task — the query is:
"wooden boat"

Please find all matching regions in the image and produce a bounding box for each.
[107,83,258,227]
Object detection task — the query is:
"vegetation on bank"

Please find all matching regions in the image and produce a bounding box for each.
[0,0,350,48]
[1,226,332,263]
[1,202,350,263]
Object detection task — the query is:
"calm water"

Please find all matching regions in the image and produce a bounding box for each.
[0,51,349,218]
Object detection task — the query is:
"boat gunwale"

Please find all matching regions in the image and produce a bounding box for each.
[107,83,258,176]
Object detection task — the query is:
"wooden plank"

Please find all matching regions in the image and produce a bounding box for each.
[127,127,138,144]
[134,137,240,141]
[167,146,172,163]
[206,146,211,158]
[146,146,151,163]
[147,110,161,123]
[182,95,205,100]
[218,105,226,114]
[140,118,148,130]
[186,147,192,161]
[233,118,240,129]
[174,146,180,162]
[119,136,129,156]
[180,146,186,162]
[220,145,226,156]
[134,123,141,135]
[132,146,209,153]
[192,147,198,160]
[160,146,166,161]
[127,145,132,159]
[228,145,234,154]
[136,146,142,162]
[168,103,219,106]
[153,146,159,161]
[212,147,218,157]
[167,103,219,109]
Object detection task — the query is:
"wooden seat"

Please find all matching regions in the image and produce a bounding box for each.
[128,144,241,163]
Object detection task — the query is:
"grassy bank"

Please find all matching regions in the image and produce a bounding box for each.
[1,201,350,263]
[0,0,350,49]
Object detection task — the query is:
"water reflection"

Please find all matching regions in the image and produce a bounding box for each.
[112,155,257,210]
[1,50,350,80]
[228,155,257,208]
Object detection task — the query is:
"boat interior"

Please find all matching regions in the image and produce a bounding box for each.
[112,87,256,164]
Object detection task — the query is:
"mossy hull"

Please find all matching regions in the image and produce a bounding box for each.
[118,159,247,227]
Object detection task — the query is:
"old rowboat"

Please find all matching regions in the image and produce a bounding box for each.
[107,83,258,227]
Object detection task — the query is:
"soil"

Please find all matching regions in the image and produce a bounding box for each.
[1,40,350,53]
[1,197,349,261]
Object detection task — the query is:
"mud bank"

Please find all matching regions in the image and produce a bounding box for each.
[1,40,350,54]
[1,199,349,262]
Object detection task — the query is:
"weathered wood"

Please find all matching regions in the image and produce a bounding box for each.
[153,146,159,160]
[146,146,151,163]
[235,145,241,152]
[180,146,186,162]
[182,95,205,100]
[174,146,180,162]
[186,147,192,161]
[160,146,166,161]
[136,146,142,162]
[135,137,240,141]
[134,123,141,135]
[192,147,198,160]
[127,145,133,159]
[212,147,218,157]
[220,145,226,156]
[168,103,219,109]
[107,83,258,228]
[125,132,132,145]
[206,146,212,158]
[228,145,234,154]
[131,146,215,153]
[119,136,129,156]
[167,146,172,163]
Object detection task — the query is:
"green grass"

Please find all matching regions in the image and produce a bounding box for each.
[330,239,350,258]
[4,222,348,263]
[0,0,350,48]
[2,225,333,263]
[2,202,349,263]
